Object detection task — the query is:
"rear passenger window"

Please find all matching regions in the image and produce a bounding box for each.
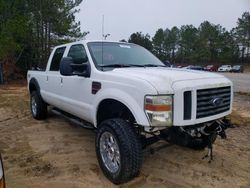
[50,47,66,71]
[68,44,87,64]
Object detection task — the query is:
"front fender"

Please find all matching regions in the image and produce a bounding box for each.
[91,88,150,127]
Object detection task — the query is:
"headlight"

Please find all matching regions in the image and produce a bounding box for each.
[145,95,173,126]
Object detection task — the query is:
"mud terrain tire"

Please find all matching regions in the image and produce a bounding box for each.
[96,118,142,184]
[30,91,47,120]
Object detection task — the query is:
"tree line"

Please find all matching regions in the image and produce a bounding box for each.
[0,2,249,81]
[128,12,250,65]
[0,0,85,81]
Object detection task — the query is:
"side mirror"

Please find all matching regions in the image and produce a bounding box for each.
[60,57,73,76]
[60,57,90,77]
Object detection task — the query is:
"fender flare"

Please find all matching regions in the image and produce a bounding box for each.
[92,88,150,127]
[29,78,40,94]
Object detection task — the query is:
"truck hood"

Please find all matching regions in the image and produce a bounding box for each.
[112,67,225,93]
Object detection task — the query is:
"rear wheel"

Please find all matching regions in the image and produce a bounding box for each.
[96,118,142,184]
[30,91,47,120]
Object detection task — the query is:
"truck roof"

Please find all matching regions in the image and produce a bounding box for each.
[54,40,129,48]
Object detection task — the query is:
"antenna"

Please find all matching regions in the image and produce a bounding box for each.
[102,15,110,40]
[101,15,111,70]
[101,15,104,69]
[102,15,104,40]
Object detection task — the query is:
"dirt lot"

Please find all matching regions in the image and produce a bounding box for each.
[221,73,250,93]
[0,81,250,188]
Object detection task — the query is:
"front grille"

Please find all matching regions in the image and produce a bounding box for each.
[184,91,192,120]
[196,86,231,119]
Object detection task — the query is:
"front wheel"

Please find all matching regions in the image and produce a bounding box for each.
[96,118,142,184]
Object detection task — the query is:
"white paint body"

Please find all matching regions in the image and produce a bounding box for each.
[27,40,233,130]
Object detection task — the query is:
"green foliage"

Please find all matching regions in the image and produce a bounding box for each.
[0,0,86,70]
[1,2,249,76]
[128,12,250,65]
[165,27,179,62]
[177,25,198,63]
[152,28,165,60]
[234,12,250,63]
[0,0,28,60]
[128,32,153,51]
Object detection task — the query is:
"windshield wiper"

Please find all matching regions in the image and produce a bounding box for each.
[143,64,166,67]
[128,64,145,67]
[99,64,146,68]
[99,64,132,68]
[99,64,166,68]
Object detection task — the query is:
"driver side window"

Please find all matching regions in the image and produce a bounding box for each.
[68,44,87,64]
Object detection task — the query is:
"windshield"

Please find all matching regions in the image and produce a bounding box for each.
[87,42,165,70]
[233,65,240,68]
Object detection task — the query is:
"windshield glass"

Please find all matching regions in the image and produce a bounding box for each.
[233,65,240,68]
[87,42,165,70]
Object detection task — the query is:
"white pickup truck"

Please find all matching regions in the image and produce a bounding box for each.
[27,40,233,184]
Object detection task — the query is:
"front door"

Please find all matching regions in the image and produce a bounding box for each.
[60,44,94,122]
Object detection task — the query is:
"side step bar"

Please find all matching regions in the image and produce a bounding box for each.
[51,108,95,130]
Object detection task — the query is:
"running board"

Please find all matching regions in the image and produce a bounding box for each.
[51,108,95,130]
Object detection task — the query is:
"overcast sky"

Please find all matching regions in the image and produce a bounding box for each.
[77,0,250,41]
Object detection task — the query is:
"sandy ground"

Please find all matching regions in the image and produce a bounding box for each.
[0,82,250,188]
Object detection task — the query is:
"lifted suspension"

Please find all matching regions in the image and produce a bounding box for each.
[141,117,234,162]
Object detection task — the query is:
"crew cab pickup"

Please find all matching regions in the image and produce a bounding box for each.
[27,40,233,184]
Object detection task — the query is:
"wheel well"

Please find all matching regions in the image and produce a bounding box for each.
[29,83,37,93]
[97,99,136,126]
[29,78,40,94]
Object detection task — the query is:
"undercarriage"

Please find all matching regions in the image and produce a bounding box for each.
[142,117,234,162]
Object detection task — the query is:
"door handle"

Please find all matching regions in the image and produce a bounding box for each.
[60,77,63,84]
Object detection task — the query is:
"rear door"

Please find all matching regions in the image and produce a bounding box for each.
[43,46,66,109]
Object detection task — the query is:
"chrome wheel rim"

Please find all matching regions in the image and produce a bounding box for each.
[99,131,120,173]
[31,97,37,116]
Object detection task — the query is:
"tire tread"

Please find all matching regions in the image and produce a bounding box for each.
[96,118,142,184]
[31,91,47,120]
